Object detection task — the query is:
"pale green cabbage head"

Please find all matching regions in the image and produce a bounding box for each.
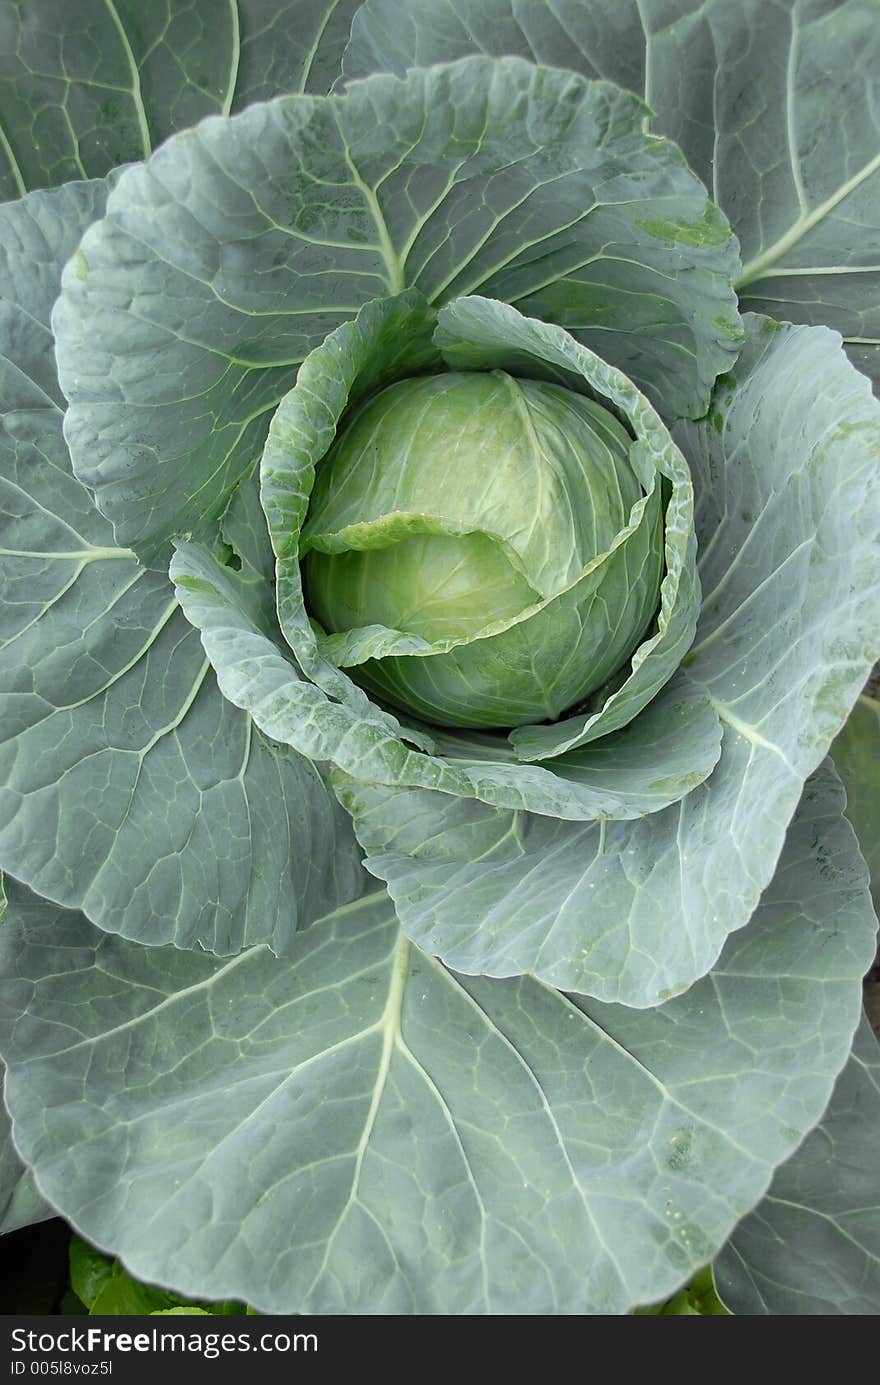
[302,369,663,727]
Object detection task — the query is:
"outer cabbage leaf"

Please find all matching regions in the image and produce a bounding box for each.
[832,694,880,913]
[0,181,362,953]
[0,0,364,200]
[1,883,49,1235]
[1,1071,52,1236]
[343,0,880,391]
[53,56,742,572]
[334,314,880,1003]
[0,762,874,1315]
[716,1015,880,1315]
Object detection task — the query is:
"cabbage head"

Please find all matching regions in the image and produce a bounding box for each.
[303,370,664,729]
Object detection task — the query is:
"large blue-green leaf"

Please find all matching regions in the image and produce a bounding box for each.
[0,181,362,953]
[333,314,880,1003]
[832,694,880,913]
[53,57,742,571]
[342,0,647,89]
[2,874,39,1234]
[0,0,364,200]
[1,1072,52,1236]
[1,892,50,1233]
[716,1015,880,1315]
[344,0,879,391]
[0,762,874,1315]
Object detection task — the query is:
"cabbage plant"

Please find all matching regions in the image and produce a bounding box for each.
[0,0,879,1316]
